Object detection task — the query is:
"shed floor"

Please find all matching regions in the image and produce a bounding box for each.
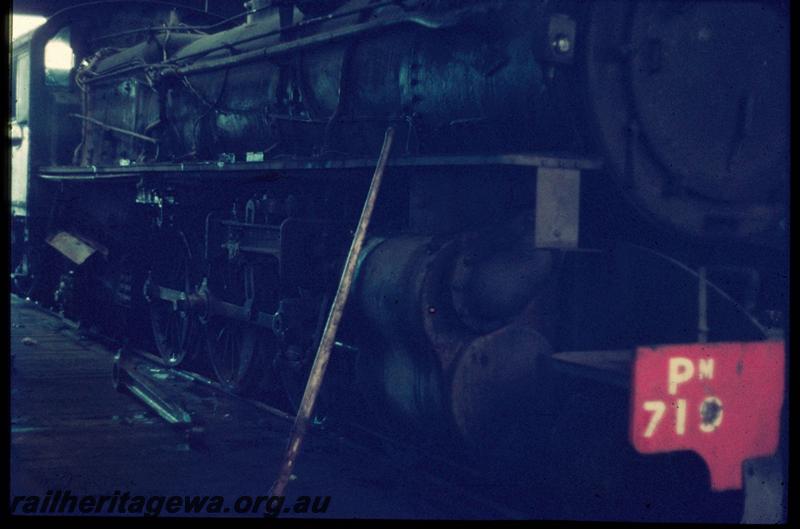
[9,295,498,519]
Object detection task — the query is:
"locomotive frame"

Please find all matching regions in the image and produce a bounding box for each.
[8,0,789,522]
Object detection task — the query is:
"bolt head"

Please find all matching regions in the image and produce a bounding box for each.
[553,35,572,54]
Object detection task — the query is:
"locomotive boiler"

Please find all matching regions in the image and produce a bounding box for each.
[10,0,788,520]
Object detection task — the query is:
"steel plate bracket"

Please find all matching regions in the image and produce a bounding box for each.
[535,167,580,248]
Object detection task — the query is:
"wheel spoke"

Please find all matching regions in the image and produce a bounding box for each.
[205,259,271,393]
[208,319,267,393]
[148,230,199,367]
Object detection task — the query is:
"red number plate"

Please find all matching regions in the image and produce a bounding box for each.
[630,341,785,490]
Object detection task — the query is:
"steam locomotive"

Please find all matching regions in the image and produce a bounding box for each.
[10,0,788,521]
